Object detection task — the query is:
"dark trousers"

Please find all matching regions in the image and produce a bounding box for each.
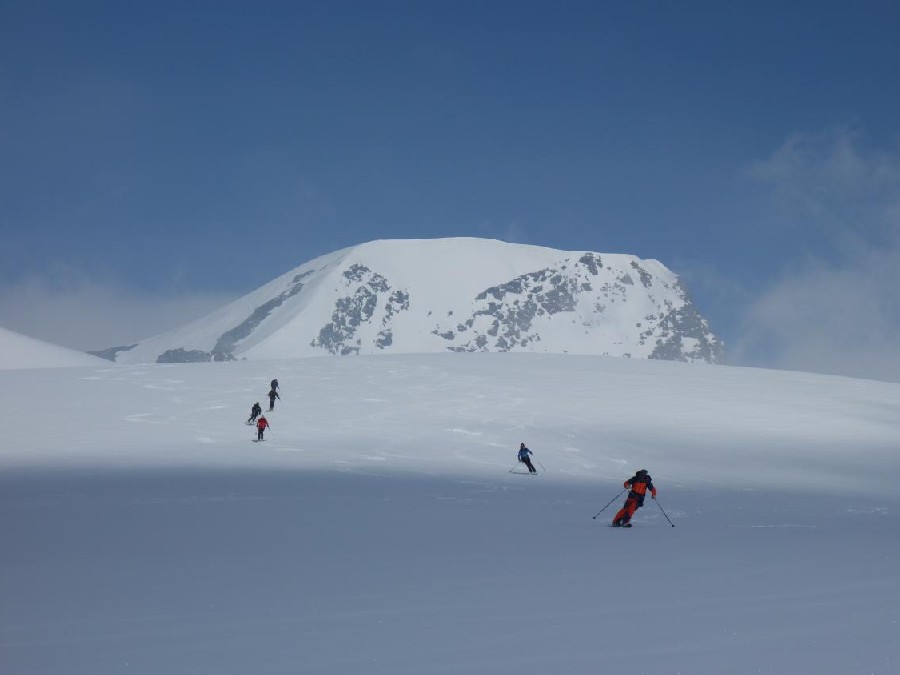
[257,428,265,440]
[521,457,537,474]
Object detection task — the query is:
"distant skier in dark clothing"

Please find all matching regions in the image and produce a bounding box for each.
[612,469,657,527]
[268,388,280,411]
[248,402,262,424]
[256,416,269,441]
[518,443,537,474]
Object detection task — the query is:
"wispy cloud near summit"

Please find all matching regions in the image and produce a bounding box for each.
[736,129,900,381]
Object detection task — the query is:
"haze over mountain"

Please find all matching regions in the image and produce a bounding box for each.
[96,238,723,365]
[0,326,106,370]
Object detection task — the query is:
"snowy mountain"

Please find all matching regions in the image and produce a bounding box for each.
[100,238,724,364]
[0,326,107,369]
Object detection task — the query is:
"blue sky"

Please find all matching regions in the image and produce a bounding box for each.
[2,1,900,379]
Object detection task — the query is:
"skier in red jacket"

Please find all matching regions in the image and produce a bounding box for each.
[256,416,270,441]
[612,469,656,527]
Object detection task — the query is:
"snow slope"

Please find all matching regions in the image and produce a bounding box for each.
[0,326,107,370]
[1,354,898,674]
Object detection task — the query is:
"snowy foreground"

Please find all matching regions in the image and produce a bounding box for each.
[1,353,899,675]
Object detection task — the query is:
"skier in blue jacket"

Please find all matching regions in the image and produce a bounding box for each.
[518,443,537,474]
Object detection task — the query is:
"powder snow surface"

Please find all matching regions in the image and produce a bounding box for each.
[1,353,898,674]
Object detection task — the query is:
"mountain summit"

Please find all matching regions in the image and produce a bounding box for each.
[101,238,724,364]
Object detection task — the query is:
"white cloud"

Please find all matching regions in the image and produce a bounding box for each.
[0,274,236,353]
[735,128,900,381]
[473,219,532,245]
[748,127,900,239]
[500,221,529,244]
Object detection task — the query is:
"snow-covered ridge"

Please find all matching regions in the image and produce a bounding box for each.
[0,326,107,370]
[101,238,724,364]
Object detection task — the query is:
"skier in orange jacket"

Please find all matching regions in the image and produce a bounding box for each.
[612,469,656,527]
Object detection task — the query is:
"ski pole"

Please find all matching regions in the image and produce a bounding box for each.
[655,498,675,527]
[537,460,547,474]
[592,488,627,519]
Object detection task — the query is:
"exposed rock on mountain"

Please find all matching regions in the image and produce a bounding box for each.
[102,238,724,364]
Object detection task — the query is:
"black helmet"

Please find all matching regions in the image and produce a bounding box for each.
[637,469,648,475]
